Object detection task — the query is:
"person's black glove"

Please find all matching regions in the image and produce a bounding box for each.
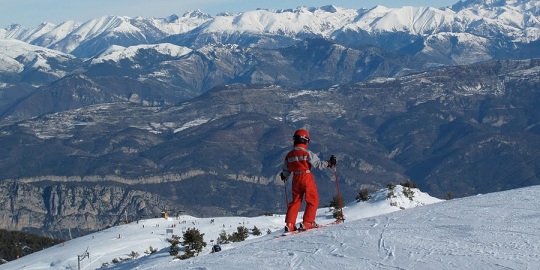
[328,155,337,168]
[280,172,287,182]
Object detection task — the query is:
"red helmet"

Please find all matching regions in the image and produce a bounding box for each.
[293,129,310,143]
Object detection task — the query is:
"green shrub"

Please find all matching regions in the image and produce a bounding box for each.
[217,230,229,244]
[400,180,418,188]
[252,226,262,236]
[356,188,371,202]
[129,251,139,259]
[228,226,249,242]
[402,186,414,201]
[167,235,181,256]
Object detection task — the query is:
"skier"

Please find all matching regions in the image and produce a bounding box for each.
[280,128,337,232]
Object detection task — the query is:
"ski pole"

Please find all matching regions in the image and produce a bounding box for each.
[284,179,289,206]
[278,173,290,207]
[333,165,345,222]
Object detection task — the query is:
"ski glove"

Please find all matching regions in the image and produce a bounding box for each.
[280,172,288,182]
[328,155,337,168]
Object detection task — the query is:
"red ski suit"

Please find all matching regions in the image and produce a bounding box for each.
[282,143,328,225]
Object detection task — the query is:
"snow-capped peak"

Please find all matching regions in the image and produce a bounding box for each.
[181,9,213,20]
[203,6,360,37]
[452,0,540,11]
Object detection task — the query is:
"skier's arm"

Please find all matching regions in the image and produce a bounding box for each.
[281,160,291,179]
[308,151,329,170]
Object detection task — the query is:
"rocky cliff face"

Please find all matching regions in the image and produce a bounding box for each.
[0,181,178,239]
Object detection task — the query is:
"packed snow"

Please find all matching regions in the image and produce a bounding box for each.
[2,184,540,269]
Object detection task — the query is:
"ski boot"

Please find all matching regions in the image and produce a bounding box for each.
[284,223,296,233]
[298,221,319,231]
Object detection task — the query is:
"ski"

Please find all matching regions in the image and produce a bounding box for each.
[275,218,344,238]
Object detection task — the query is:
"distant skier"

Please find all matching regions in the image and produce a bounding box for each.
[280,129,337,232]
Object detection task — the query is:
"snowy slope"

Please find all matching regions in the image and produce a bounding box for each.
[91,43,192,64]
[201,6,360,36]
[0,39,75,75]
[4,185,540,269]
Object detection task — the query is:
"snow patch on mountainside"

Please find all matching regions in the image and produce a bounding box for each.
[174,118,211,133]
[91,43,192,64]
[0,39,74,75]
[0,52,23,73]
[422,32,492,64]
[357,6,458,34]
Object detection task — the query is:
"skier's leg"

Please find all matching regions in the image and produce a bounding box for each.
[285,178,304,225]
[302,176,319,228]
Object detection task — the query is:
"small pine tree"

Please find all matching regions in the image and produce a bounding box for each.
[229,226,249,242]
[329,195,343,209]
[217,230,229,244]
[387,182,396,190]
[167,235,181,256]
[145,246,158,254]
[356,188,371,202]
[252,226,262,236]
[180,228,207,260]
[129,251,139,259]
[179,250,195,260]
[329,195,344,220]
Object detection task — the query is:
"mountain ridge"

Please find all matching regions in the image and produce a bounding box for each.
[2,2,540,58]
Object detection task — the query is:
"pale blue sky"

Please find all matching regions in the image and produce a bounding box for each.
[1,0,460,28]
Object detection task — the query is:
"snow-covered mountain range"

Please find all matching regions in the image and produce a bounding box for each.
[0,1,539,104]
[2,185,539,269]
[1,0,540,60]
